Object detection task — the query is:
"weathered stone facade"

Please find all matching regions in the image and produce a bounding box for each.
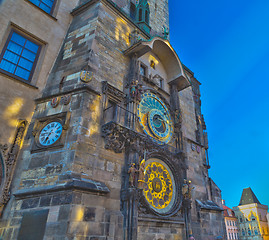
[0,0,225,239]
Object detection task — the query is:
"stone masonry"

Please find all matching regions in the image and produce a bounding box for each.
[0,0,225,239]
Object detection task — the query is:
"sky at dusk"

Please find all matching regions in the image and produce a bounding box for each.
[169,0,269,208]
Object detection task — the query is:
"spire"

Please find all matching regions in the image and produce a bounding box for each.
[239,187,261,206]
[136,0,151,34]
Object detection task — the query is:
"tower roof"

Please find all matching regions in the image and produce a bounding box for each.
[239,187,261,206]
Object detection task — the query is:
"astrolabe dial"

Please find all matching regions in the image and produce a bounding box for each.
[137,93,173,144]
[38,121,63,146]
[143,158,176,214]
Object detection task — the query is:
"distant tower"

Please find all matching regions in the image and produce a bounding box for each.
[233,188,269,240]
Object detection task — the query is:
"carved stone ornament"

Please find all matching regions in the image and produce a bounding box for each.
[80,70,93,83]
[102,121,186,217]
[101,121,186,168]
[102,81,125,103]
[162,25,169,40]
[50,97,60,108]
[61,95,71,105]
[0,120,27,213]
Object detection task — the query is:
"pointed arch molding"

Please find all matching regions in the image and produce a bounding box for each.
[124,37,191,91]
[0,120,28,215]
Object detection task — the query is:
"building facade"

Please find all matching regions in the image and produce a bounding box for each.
[233,188,269,240]
[0,0,80,216]
[0,0,225,239]
[222,200,239,239]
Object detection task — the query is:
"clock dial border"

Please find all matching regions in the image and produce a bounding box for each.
[31,112,70,153]
[140,157,182,217]
[143,158,176,214]
[38,121,63,147]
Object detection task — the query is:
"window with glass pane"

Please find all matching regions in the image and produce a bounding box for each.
[0,31,41,81]
[140,65,146,76]
[29,0,55,14]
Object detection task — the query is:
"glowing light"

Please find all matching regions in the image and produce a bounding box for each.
[74,206,84,221]
[4,98,24,123]
[148,55,159,66]
[115,18,131,46]
[88,96,101,136]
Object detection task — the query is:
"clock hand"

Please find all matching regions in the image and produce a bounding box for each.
[44,130,53,142]
[155,116,169,123]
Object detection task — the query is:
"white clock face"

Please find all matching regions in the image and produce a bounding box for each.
[38,121,63,146]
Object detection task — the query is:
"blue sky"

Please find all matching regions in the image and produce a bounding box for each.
[169,0,269,208]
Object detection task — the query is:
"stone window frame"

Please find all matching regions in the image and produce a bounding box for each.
[28,0,57,15]
[139,61,148,77]
[25,0,60,19]
[0,28,42,83]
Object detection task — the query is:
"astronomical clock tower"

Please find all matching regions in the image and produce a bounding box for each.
[0,0,225,239]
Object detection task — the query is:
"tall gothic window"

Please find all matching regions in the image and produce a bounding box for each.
[130,3,136,21]
[145,10,149,24]
[139,9,143,21]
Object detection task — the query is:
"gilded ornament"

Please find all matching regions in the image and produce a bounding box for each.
[143,160,174,211]
[138,159,145,189]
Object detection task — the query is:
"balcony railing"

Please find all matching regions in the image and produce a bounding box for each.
[103,104,182,155]
[103,104,138,129]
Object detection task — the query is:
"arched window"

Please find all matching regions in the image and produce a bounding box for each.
[248,228,251,236]
[242,229,245,236]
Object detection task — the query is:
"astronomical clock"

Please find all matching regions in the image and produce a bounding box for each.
[137,92,173,144]
[137,92,181,217]
[143,158,180,216]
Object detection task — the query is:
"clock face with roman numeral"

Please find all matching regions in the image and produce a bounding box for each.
[38,121,63,146]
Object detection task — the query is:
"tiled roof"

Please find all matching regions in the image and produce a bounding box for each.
[223,205,237,218]
[239,187,261,206]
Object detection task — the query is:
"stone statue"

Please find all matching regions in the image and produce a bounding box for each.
[128,163,137,187]
[130,80,137,99]
[138,159,146,189]
[182,179,193,199]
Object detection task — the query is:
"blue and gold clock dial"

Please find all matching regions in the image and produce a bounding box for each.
[38,121,63,146]
[137,93,173,144]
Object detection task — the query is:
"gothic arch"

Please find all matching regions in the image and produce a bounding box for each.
[124,37,191,91]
